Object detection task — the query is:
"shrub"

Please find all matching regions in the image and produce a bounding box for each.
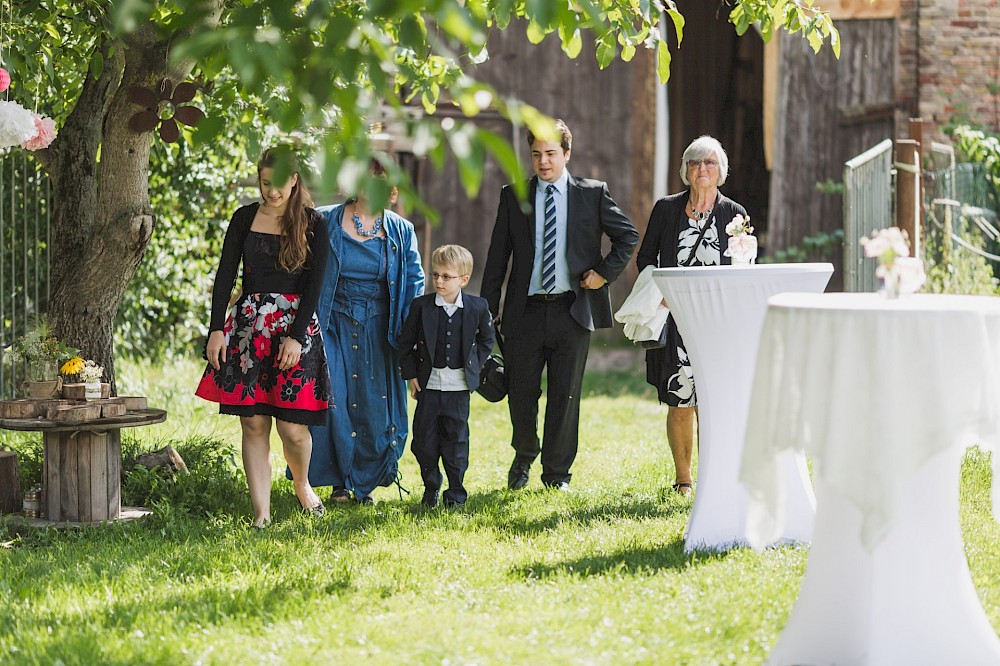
[122,435,245,518]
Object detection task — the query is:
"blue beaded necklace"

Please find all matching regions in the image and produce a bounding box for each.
[352,210,384,237]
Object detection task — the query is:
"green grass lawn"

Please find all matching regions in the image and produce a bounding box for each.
[1,358,999,665]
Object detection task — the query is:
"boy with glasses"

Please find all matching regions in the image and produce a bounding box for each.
[399,245,495,507]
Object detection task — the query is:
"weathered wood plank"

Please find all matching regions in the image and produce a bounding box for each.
[90,433,109,522]
[107,431,121,520]
[62,383,111,400]
[0,399,46,418]
[48,404,102,423]
[0,450,19,514]
[61,434,78,521]
[45,436,60,521]
[78,434,92,522]
[44,401,77,420]
[120,397,148,411]
[100,403,127,418]
[768,19,895,289]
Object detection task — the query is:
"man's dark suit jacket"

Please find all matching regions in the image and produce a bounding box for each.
[398,292,496,391]
[481,174,638,335]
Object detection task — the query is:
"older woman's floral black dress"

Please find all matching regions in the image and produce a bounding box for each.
[196,204,332,426]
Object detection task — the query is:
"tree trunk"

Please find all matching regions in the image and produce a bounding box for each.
[44,6,224,389]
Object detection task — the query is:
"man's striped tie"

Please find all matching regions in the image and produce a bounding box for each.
[541,183,557,293]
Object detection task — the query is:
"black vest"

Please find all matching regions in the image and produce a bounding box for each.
[433,305,464,370]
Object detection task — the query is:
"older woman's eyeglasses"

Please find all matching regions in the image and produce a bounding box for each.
[431,272,465,282]
[687,158,719,170]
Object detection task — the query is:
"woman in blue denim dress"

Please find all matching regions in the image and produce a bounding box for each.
[306,170,424,504]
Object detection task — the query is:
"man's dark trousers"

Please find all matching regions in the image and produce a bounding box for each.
[506,294,590,485]
[411,388,471,504]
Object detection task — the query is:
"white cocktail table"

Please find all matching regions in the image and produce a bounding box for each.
[652,263,833,551]
[742,292,1000,664]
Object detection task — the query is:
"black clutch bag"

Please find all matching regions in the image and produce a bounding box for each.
[636,324,668,350]
[477,353,508,402]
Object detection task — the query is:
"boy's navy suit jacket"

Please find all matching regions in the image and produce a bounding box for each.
[398,291,495,391]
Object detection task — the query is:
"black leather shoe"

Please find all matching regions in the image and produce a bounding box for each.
[508,461,530,490]
[545,481,571,493]
[422,489,440,508]
[442,496,465,508]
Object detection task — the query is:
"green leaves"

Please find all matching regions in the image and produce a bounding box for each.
[656,39,671,83]
[595,35,616,69]
[730,0,841,56]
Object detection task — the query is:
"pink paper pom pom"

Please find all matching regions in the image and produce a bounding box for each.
[22,114,56,151]
[0,69,9,93]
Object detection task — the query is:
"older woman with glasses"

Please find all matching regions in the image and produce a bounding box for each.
[635,135,749,496]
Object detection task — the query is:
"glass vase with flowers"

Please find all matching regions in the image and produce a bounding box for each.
[78,361,105,401]
[3,319,79,397]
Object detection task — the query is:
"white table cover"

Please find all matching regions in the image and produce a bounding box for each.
[742,292,1000,665]
[652,264,833,552]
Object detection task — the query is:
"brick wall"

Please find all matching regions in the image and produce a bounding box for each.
[897,0,1000,143]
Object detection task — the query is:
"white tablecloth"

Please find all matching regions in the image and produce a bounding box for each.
[742,292,1000,665]
[652,264,833,552]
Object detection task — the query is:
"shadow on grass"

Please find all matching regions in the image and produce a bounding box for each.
[514,541,687,578]
[512,539,740,581]
[458,488,689,534]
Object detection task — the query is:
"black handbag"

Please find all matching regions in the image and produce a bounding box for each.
[637,323,668,350]
[477,335,507,402]
[477,354,507,402]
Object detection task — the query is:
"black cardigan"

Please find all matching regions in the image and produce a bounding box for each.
[208,203,329,342]
[636,190,749,271]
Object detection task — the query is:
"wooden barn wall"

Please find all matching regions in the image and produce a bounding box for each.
[413,24,656,317]
[665,2,768,232]
[768,19,895,288]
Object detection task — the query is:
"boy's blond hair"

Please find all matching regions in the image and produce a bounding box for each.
[431,244,474,276]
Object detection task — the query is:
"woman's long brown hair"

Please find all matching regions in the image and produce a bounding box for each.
[258,147,315,272]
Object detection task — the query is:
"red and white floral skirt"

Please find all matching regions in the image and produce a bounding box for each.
[196,292,332,426]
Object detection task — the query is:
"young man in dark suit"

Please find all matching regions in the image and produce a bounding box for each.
[482,119,638,491]
[399,245,495,507]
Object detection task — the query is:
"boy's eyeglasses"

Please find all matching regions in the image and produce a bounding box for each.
[431,273,466,282]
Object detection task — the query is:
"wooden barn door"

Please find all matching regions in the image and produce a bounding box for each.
[666,2,769,233]
[767,19,896,288]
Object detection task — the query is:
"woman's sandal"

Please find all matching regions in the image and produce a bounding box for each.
[672,482,694,497]
[330,487,353,504]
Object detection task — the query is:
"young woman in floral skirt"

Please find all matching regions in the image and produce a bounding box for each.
[196,147,331,527]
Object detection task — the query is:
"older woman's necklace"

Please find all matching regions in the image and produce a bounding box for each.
[688,200,712,222]
[352,210,384,237]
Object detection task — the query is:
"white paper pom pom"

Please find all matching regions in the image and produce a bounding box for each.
[0,100,39,148]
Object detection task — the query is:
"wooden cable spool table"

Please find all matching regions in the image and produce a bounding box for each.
[0,407,166,523]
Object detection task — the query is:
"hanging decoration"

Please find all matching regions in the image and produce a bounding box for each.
[0,99,36,148]
[127,79,205,143]
[0,0,58,151]
[23,113,55,150]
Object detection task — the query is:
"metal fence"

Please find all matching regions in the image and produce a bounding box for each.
[925,162,1000,285]
[843,139,894,292]
[0,152,52,399]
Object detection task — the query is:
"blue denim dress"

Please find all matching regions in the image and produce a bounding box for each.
[309,230,405,496]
